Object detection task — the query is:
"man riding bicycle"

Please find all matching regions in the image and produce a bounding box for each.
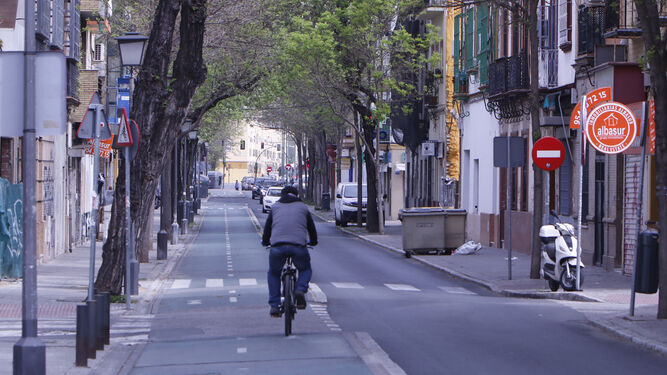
[262,186,318,317]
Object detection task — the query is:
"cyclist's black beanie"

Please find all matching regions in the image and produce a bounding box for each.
[281,186,299,197]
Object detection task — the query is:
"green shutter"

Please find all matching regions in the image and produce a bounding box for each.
[453,14,461,93]
[477,3,489,84]
[465,8,475,70]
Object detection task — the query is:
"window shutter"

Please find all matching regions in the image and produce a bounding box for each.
[36,0,51,40]
[51,0,65,50]
[66,0,80,62]
[453,14,461,92]
[558,0,570,45]
[477,3,489,84]
[465,9,475,70]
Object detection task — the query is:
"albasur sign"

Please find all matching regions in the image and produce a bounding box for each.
[585,102,637,154]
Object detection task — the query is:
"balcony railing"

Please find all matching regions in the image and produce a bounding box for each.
[578,7,606,55]
[604,0,642,38]
[489,51,529,96]
[539,50,558,88]
[423,0,447,5]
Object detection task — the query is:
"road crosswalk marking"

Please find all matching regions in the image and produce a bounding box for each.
[171,279,191,289]
[438,286,477,295]
[331,282,363,289]
[206,279,224,288]
[384,284,420,291]
[239,278,257,286]
[169,278,259,289]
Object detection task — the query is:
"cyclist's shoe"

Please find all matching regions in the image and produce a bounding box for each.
[270,306,281,317]
[295,290,307,310]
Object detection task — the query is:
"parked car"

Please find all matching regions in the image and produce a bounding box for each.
[252,177,270,199]
[262,187,283,213]
[334,183,367,227]
[241,176,254,190]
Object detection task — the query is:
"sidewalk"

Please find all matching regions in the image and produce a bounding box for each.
[0,207,202,374]
[309,206,667,356]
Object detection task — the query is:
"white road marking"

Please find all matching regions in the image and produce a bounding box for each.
[385,284,420,291]
[171,279,191,289]
[237,347,247,354]
[439,286,477,295]
[187,300,202,305]
[331,282,363,289]
[230,296,238,303]
[239,278,257,286]
[206,279,224,288]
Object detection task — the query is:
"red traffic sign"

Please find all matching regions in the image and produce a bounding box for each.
[532,137,565,171]
[114,108,133,147]
[267,166,273,172]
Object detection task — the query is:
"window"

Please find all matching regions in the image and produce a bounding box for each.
[558,0,572,49]
[240,140,245,150]
[477,3,490,84]
[93,43,103,61]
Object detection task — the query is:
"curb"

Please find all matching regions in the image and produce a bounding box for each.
[335,225,600,304]
[587,318,667,357]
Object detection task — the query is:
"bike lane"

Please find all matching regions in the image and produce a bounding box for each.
[127,190,396,374]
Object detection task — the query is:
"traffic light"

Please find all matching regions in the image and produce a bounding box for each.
[261,142,264,149]
[240,140,245,150]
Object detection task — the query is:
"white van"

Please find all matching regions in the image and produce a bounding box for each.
[334,183,367,226]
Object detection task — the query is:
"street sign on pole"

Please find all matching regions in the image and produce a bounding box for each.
[532,137,566,171]
[570,87,611,129]
[77,92,111,139]
[585,101,638,154]
[127,120,141,160]
[493,136,526,167]
[113,108,133,147]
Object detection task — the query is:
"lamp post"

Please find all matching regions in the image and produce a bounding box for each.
[115,32,148,310]
[189,130,198,218]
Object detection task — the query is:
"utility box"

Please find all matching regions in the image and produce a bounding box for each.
[400,208,446,253]
[444,209,467,249]
[636,229,659,294]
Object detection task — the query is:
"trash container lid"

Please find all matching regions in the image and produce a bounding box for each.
[399,207,445,215]
[444,209,467,215]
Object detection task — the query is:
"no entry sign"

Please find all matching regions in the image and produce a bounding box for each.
[532,137,565,171]
[585,101,637,154]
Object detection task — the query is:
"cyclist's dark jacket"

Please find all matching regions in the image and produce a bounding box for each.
[262,194,317,247]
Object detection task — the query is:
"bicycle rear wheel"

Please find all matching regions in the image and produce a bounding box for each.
[283,275,295,336]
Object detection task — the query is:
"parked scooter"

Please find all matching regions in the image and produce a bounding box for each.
[539,211,584,291]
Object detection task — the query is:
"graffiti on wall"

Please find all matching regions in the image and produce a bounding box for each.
[0,178,23,278]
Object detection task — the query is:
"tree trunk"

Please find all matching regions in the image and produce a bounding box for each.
[355,122,363,227]
[528,0,543,279]
[161,150,172,235]
[296,134,304,198]
[95,0,208,293]
[633,0,667,318]
[363,122,379,233]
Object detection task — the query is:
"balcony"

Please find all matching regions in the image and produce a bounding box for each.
[603,0,642,38]
[578,6,606,56]
[488,51,529,97]
[539,50,558,88]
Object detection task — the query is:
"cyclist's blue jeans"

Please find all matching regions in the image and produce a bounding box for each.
[268,245,312,308]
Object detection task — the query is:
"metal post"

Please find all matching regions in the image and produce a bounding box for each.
[630,102,650,316]
[507,134,512,280]
[13,0,46,371]
[125,147,131,309]
[576,95,586,291]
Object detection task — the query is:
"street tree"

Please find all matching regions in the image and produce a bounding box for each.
[277,0,439,234]
[632,0,667,318]
[95,0,285,294]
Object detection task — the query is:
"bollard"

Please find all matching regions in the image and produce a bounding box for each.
[130,261,139,295]
[180,219,188,235]
[101,292,110,345]
[157,229,168,260]
[170,223,179,244]
[95,293,104,350]
[86,299,97,359]
[75,304,88,366]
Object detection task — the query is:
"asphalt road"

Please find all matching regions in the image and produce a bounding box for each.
[129,187,667,374]
[247,189,667,375]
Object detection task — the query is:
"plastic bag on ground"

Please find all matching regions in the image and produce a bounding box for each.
[454,241,481,255]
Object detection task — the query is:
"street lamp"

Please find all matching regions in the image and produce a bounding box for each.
[115,32,149,67]
[115,31,148,310]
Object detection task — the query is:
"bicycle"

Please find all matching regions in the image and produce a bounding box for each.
[269,245,313,336]
[280,255,297,336]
